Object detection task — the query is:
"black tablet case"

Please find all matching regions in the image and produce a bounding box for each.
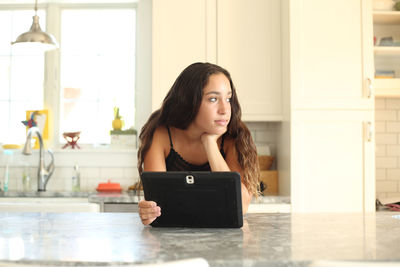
[141,171,243,228]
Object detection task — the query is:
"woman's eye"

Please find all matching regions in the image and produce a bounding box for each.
[227,98,232,103]
[209,97,217,103]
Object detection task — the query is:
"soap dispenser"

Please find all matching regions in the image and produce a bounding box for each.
[71,164,81,192]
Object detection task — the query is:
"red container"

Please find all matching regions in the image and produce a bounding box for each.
[96,180,122,193]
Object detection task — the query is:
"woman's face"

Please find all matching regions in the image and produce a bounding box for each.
[192,73,232,135]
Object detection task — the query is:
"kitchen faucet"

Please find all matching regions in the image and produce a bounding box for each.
[23,127,55,191]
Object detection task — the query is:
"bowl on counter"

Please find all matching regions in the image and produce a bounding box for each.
[258,155,274,170]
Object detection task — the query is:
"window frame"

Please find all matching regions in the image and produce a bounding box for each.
[44,2,137,150]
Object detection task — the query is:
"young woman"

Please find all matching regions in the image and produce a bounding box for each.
[137,62,259,225]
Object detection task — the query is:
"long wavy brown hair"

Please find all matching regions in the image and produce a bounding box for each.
[137,62,260,196]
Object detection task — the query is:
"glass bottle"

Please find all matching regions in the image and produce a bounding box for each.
[2,149,13,192]
[22,164,31,191]
[71,164,80,192]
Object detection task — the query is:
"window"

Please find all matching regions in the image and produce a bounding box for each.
[59,8,136,144]
[0,9,46,144]
[0,4,136,147]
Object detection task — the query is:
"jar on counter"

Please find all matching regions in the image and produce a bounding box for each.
[2,144,23,192]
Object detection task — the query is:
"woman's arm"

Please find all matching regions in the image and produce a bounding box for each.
[143,127,168,172]
[139,127,168,225]
[201,135,252,214]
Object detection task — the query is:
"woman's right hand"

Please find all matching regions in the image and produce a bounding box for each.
[138,200,161,225]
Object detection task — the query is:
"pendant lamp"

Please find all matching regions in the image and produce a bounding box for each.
[11,0,58,52]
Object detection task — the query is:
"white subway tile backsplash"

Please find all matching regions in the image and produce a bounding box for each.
[377,192,387,199]
[245,122,269,131]
[375,98,386,110]
[87,178,101,191]
[376,157,397,168]
[387,122,400,132]
[376,169,386,180]
[100,167,125,180]
[376,97,400,196]
[376,181,398,193]
[255,131,277,143]
[386,145,400,156]
[375,133,397,144]
[386,99,400,109]
[124,167,139,180]
[375,145,386,157]
[119,177,135,189]
[387,192,400,198]
[376,110,397,121]
[81,167,100,179]
[387,169,400,180]
[375,122,386,133]
[53,167,73,180]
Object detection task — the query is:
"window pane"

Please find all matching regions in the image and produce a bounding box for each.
[0,10,45,144]
[60,9,136,144]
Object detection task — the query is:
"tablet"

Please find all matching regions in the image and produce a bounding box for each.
[141,171,243,228]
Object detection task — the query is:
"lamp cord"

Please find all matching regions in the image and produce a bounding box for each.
[34,0,38,15]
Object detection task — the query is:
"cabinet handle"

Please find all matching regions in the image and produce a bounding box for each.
[365,121,373,142]
[366,78,373,98]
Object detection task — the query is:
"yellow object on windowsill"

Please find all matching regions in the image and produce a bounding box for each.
[2,144,21,150]
[112,107,124,131]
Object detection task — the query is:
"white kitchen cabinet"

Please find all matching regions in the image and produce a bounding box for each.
[136,0,210,129]
[136,0,282,131]
[217,0,282,121]
[290,0,374,110]
[290,111,375,212]
[151,0,210,111]
[279,0,376,212]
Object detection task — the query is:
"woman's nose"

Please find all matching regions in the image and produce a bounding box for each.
[218,100,229,114]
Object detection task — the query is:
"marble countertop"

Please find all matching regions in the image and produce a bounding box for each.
[0,212,399,267]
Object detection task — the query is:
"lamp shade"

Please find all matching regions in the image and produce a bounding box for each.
[12,15,58,52]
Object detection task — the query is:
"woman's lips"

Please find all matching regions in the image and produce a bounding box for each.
[215,120,228,126]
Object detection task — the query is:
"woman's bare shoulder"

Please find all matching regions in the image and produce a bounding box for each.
[152,126,170,151]
[223,136,235,145]
[223,136,236,152]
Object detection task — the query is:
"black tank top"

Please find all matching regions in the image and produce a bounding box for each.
[165,126,226,171]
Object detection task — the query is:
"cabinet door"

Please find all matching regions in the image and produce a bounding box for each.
[217,0,282,121]
[290,0,374,109]
[152,0,208,111]
[291,110,375,212]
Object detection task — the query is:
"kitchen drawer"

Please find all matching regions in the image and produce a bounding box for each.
[103,203,138,213]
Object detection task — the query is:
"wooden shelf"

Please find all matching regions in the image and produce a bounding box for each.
[375,78,400,97]
[374,46,400,55]
[373,11,400,24]
[373,11,400,98]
